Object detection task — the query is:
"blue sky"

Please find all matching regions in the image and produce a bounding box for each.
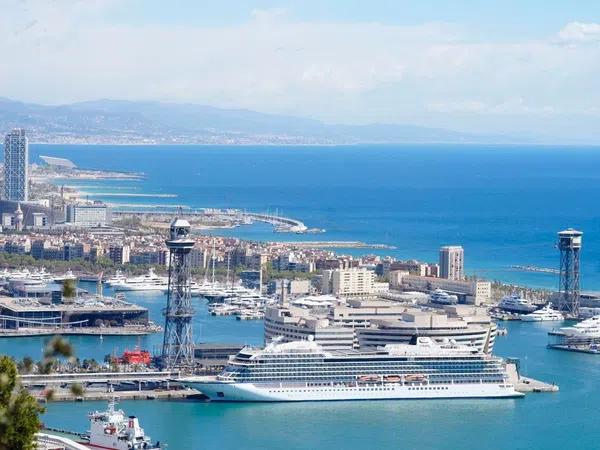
[2,0,600,140]
[106,0,600,39]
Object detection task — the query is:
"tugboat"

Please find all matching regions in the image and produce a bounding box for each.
[85,398,161,449]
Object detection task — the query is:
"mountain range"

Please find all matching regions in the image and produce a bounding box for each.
[0,97,532,145]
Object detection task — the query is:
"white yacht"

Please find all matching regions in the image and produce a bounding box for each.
[110,268,168,292]
[521,305,564,322]
[498,294,537,314]
[559,315,600,338]
[182,337,522,402]
[105,270,127,286]
[429,289,458,305]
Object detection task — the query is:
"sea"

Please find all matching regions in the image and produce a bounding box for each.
[5,144,600,449]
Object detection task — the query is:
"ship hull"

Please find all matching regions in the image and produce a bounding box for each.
[187,381,523,402]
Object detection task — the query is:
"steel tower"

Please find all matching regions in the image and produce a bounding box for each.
[557,228,583,318]
[161,218,195,369]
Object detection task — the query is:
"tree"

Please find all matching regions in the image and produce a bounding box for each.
[62,279,77,298]
[0,356,44,450]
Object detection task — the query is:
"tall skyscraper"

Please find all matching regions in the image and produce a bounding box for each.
[4,129,29,201]
[439,245,464,280]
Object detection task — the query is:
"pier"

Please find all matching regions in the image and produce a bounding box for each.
[21,370,181,387]
[505,362,559,394]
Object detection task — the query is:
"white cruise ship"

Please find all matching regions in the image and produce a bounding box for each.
[498,294,537,314]
[110,268,168,292]
[183,337,522,402]
[429,289,458,305]
[559,315,600,338]
[521,305,564,322]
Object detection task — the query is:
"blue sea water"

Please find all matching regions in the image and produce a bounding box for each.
[28,144,600,289]
[7,144,600,449]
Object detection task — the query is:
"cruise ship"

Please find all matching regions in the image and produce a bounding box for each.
[521,304,564,322]
[498,294,537,314]
[183,337,522,402]
[429,289,458,305]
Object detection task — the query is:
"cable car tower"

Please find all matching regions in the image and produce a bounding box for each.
[557,228,583,318]
[161,217,195,369]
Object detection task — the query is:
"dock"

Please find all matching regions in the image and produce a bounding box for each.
[506,362,559,393]
[35,387,202,402]
[547,332,600,353]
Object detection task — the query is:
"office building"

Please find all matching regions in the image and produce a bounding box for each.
[439,245,464,281]
[4,129,28,202]
[66,203,110,227]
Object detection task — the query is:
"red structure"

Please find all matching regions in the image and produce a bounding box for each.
[120,349,151,365]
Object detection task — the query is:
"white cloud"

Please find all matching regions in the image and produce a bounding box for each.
[1,2,600,137]
[558,22,600,44]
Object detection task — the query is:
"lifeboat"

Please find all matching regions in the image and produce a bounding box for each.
[404,374,427,383]
[383,375,402,383]
[358,375,380,383]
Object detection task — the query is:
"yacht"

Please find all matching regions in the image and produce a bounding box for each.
[110,268,168,292]
[53,269,77,282]
[182,337,522,402]
[521,305,564,322]
[498,294,537,314]
[559,315,600,338]
[429,289,458,305]
[105,270,127,286]
[85,398,161,449]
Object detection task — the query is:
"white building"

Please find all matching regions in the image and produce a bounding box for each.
[322,268,387,297]
[66,203,110,227]
[439,245,464,281]
[390,272,491,305]
[4,129,28,202]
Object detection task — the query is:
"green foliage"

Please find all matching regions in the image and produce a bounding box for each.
[263,266,314,282]
[0,356,44,450]
[16,357,34,375]
[62,278,77,298]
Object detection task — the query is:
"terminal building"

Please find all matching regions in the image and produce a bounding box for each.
[264,299,496,353]
[0,296,149,330]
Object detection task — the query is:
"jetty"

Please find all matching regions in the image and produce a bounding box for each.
[505,361,559,394]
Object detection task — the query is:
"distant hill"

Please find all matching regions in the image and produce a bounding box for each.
[0,98,526,145]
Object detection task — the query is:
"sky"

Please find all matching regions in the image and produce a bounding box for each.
[2,0,600,140]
